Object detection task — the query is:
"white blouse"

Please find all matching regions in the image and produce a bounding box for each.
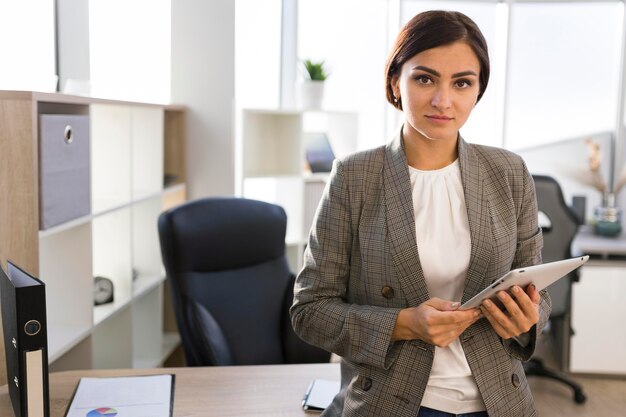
[408,160,486,414]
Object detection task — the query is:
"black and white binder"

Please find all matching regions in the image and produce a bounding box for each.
[0,261,50,417]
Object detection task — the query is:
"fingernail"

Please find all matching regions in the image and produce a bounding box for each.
[484,300,492,307]
[512,286,520,293]
[451,302,459,309]
[498,292,506,300]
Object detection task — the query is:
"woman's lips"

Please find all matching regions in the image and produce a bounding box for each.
[426,115,453,123]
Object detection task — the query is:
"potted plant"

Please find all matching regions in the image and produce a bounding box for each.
[299,59,329,109]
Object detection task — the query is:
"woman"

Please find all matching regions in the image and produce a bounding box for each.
[291,10,551,417]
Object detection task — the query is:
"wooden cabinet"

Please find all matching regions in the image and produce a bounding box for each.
[236,108,358,271]
[0,91,186,384]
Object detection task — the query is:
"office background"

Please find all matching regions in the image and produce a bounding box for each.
[2,0,626,206]
[1,0,626,410]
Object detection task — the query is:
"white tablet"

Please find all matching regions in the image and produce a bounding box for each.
[459,255,589,310]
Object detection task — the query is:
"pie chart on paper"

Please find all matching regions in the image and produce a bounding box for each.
[86,408,118,417]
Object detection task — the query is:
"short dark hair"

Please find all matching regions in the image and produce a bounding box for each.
[385,10,490,110]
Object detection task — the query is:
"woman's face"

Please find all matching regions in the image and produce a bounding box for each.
[392,41,481,144]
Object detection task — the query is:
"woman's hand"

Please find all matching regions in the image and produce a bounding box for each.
[392,298,481,347]
[480,284,540,340]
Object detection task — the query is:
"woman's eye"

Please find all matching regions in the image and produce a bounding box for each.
[455,79,472,88]
[415,75,432,85]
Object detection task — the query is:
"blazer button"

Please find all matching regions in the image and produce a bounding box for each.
[381,286,395,299]
[511,373,521,387]
[361,377,373,391]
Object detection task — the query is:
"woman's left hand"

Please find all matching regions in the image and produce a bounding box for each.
[480,284,540,339]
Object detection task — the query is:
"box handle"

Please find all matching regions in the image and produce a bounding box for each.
[64,125,73,144]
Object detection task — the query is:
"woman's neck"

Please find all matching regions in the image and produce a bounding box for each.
[402,126,459,171]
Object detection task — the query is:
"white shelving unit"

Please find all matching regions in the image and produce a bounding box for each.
[236,108,358,271]
[0,91,187,382]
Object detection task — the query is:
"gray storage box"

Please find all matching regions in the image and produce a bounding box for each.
[39,114,91,229]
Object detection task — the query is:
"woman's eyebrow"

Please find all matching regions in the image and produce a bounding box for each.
[412,65,478,78]
[452,70,478,78]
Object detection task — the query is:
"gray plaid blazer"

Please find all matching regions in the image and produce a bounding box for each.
[291,131,552,417]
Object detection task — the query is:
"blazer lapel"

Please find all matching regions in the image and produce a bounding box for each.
[458,137,493,304]
[384,132,430,307]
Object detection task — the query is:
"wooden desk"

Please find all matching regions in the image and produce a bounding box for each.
[0,363,340,417]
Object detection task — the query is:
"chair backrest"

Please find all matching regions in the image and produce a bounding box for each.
[532,175,580,317]
[158,197,329,366]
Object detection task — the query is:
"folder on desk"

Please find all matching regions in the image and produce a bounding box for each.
[0,261,50,417]
[302,379,340,412]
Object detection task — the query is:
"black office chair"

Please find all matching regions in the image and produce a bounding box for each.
[526,175,586,403]
[158,197,331,366]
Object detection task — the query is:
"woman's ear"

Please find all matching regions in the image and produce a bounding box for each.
[391,74,400,98]
[390,74,400,99]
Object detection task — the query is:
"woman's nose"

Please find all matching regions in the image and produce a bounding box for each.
[431,87,451,109]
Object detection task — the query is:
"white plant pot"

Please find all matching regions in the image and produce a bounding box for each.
[298,80,325,109]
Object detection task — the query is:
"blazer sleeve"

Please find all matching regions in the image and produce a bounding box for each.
[502,161,552,360]
[290,159,402,370]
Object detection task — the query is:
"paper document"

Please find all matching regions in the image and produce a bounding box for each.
[302,379,340,411]
[65,374,174,417]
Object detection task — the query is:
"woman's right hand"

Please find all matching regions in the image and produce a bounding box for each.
[391,298,481,347]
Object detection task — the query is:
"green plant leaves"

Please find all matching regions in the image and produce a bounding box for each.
[303,59,328,81]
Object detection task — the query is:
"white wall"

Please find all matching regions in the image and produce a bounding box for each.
[171,0,236,198]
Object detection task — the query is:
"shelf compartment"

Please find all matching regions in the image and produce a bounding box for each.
[48,336,93,373]
[39,223,93,360]
[132,196,163,284]
[241,110,303,177]
[133,332,180,369]
[132,285,164,368]
[92,305,133,369]
[48,324,92,363]
[133,274,165,299]
[92,208,132,326]
[91,104,132,212]
[132,107,164,199]
[302,110,359,160]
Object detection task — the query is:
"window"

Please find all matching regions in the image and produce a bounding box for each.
[235,0,282,109]
[505,2,624,149]
[89,0,171,103]
[0,0,56,92]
